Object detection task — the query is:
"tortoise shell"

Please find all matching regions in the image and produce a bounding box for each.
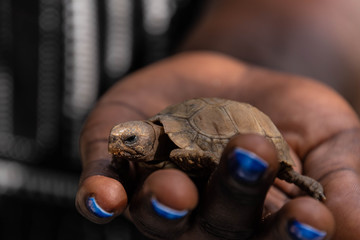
[149,98,292,168]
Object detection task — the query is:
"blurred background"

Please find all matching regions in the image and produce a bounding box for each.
[1,0,360,239]
[0,0,204,239]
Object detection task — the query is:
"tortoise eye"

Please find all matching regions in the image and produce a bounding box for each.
[123,135,138,145]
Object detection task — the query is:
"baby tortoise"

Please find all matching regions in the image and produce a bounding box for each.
[109,98,325,200]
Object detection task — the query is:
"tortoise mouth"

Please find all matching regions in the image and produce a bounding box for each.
[109,142,139,157]
[112,151,131,157]
[138,160,174,169]
[111,149,148,163]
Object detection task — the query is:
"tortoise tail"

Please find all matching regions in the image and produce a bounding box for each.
[278,168,326,201]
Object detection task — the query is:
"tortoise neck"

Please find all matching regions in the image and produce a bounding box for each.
[146,121,176,161]
[146,121,164,140]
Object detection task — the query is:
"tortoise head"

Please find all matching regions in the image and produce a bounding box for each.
[108,121,158,161]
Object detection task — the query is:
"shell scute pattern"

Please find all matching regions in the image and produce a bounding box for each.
[151,98,292,166]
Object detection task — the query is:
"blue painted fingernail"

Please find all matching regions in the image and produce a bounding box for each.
[229,147,268,183]
[288,219,326,240]
[86,197,114,218]
[151,197,188,220]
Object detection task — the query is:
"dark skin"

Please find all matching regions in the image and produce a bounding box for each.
[76,1,360,239]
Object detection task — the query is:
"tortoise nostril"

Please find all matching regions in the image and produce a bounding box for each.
[109,136,117,144]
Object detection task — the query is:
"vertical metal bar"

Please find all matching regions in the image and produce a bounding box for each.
[0,0,13,134]
[37,0,62,151]
[63,0,99,119]
[63,0,100,160]
[142,0,174,35]
[104,0,133,79]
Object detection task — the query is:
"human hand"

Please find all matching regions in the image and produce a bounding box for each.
[76,52,360,239]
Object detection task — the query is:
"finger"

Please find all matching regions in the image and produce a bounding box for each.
[192,133,279,239]
[264,185,290,214]
[257,197,335,240]
[129,169,198,239]
[75,159,130,224]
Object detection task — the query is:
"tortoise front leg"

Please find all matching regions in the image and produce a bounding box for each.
[278,168,326,201]
[169,149,218,174]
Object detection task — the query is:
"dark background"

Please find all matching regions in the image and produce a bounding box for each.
[0,0,204,239]
[2,1,360,239]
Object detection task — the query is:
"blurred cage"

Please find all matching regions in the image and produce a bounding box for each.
[0,0,204,239]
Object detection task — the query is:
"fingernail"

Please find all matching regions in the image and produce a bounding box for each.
[288,219,326,240]
[86,197,114,218]
[151,197,188,220]
[228,147,268,183]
